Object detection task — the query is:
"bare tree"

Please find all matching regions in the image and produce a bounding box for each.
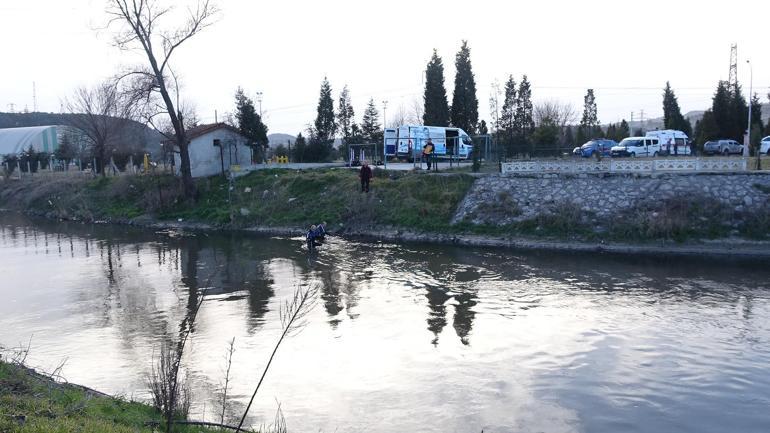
[219,337,236,425]
[236,285,318,432]
[389,104,409,128]
[489,80,501,133]
[146,294,205,433]
[534,100,578,146]
[64,82,136,176]
[410,96,424,125]
[106,0,219,198]
[534,100,577,128]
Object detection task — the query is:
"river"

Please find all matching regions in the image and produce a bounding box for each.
[1,213,769,433]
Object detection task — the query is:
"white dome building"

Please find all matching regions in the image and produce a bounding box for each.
[0,125,60,155]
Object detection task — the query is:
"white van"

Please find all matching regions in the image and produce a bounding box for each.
[760,136,770,155]
[645,130,691,156]
[383,125,473,160]
[610,136,661,157]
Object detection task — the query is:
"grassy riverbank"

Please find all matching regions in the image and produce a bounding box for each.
[1,168,769,247]
[0,168,476,234]
[0,361,219,433]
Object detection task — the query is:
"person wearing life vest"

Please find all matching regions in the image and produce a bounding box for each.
[306,224,320,251]
[422,138,435,170]
[315,221,327,243]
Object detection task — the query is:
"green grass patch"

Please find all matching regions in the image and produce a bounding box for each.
[0,361,219,433]
[161,169,476,231]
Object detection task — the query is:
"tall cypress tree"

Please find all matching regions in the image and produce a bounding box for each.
[234,87,268,163]
[750,93,763,149]
[662,82,692,136]
[513,75,534,151]
[694,110,720,148]
[498,75,516,152]
[450,40,479,134]
[423,49,450,126]
[579,89,599,141]
[618,119,630,140]
[361,98,382,143]
[337,85,356,145]
[314,76,337,143]
[728,84,748,143]
[292,132,307,163]
[711,81,733,140]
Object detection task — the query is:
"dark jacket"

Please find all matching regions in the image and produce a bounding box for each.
[359,165,372,180]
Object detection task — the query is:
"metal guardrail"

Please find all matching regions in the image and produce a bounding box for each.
[501,157,750,174]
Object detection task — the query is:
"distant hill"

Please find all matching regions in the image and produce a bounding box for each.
[0,112,164,157]
[613,103,769,135]
[267,133,296,148]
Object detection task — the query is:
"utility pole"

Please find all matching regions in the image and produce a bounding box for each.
[32,81,37,112]
[639,109,645,133]
[745,59,753,158]
[728,44,738,92]
[256,92,263,117]
[382,100,388,128]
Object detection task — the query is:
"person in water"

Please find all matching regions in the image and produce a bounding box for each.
[316,221,327,243]
[306,224,320,251]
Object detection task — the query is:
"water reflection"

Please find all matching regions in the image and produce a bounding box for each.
[2,213,770,433]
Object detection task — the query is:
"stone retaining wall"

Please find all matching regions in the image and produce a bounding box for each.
[453,172,770,225]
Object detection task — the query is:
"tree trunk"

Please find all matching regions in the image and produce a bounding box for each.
[177,140,195,198]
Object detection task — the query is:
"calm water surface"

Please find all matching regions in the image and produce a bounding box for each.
[1,213,769,433]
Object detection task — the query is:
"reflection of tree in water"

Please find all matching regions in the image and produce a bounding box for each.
[452,291,478,345]
[179,235,275,331]
[425,286,451,346]
[319,269,344,326]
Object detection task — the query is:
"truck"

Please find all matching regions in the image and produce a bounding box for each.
[645,130,691,156]
[384,125,473,161]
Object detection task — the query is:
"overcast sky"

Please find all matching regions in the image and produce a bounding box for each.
[1,0,769,134]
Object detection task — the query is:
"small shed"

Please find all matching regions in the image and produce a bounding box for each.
[171,123,252,177]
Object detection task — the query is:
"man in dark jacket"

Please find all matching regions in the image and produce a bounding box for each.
[307,224,319,251]
[359,161,373,193]
[316,221,327,243]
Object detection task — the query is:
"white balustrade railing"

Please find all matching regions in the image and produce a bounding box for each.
[501,157,748,175]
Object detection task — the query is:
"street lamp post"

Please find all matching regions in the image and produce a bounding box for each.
[745,60,752,158]
[382,100,388,169]
[256,91,263,117]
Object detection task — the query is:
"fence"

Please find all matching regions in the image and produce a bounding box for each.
[501,157,750,175]
[2,155,171,181]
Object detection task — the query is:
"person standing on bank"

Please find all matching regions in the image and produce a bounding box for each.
[359,161,373,193]
[422,138,435,170]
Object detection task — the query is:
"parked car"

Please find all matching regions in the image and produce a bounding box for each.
[760,136,770,156]
[703,139,743,156]
[579,139,617,158]
[610,137,661,157]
